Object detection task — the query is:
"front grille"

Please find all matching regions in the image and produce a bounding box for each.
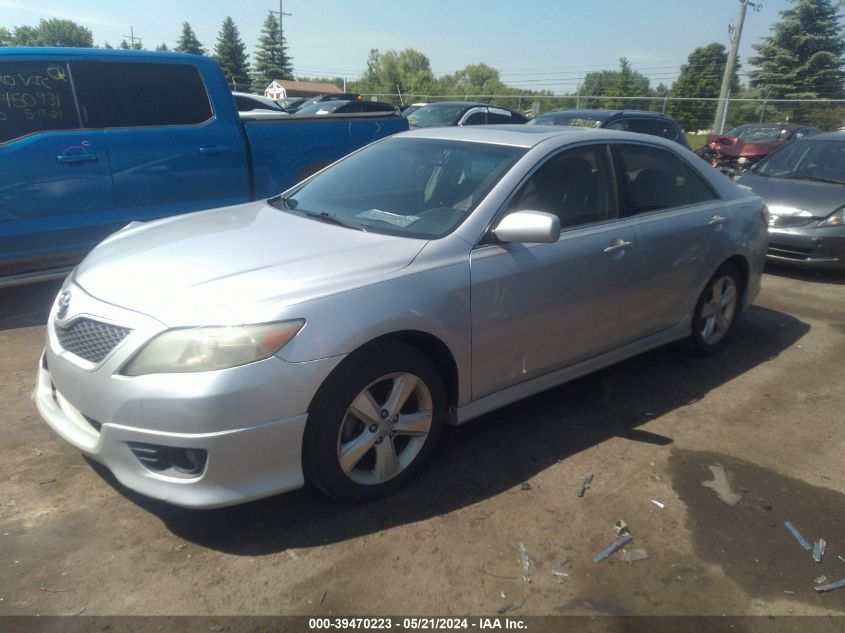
[55,318,131,363]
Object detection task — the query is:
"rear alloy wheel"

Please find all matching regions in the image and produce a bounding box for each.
[303,344,445,502]
[686,263,741,356]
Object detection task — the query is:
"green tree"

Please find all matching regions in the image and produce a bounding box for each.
[667,43,739,131]
[7,19,93,47]
[214,16,251,90]
[252,11,293,92]
[119,39,143,50]
[581,58,651,109]
[0,27,12,46]
[749,0,845,101]
[175,21,205,55]
[101,41,114,49]
[156,43,170,52]
[355,48,434,96]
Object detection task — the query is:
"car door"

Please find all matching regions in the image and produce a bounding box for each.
[470,143,644,399]
[0,58,115,278]
[612,142,730,337]
[72,60,251,224]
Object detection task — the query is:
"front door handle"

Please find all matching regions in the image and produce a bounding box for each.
[56,154,99,164]
[198,145,232,156]
[604,238,633,254]
[708,214,727,225]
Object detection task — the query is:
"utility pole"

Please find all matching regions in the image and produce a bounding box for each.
[122,26,141,49]
[712,0,762,133]
[272,1,292,48]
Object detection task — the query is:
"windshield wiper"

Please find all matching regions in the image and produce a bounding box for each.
[301,210,366,231]
[783,175,845,185]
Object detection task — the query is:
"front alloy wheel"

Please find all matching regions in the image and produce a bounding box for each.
[338,372,433,485]
[303,343,445,502]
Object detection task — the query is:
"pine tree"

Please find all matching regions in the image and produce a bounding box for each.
[251,11,293,92]
[119,39,131,50]
[214,16,251,91]
[156,42,170,52]
[749,0,845,100]
[175,21,205,55]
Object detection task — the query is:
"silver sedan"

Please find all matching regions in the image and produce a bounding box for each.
[34,126,768,507]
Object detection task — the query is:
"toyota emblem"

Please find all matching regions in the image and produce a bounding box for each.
[56,290,71,319]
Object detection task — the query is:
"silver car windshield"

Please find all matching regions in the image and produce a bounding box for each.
[278,138,526,238]
[755,139,845,183]
[406,105,466,127]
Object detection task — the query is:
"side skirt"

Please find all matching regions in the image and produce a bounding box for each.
[453,321,691,426]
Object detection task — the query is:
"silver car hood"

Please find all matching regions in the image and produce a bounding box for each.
[75,201,427,325]
[738,174,845,217]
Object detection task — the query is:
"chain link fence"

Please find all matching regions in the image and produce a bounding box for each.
[364,93,845,135]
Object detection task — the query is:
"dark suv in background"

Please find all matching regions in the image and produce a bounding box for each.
[528,109,689,148]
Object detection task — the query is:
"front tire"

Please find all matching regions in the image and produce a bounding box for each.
[685,263,741,356]
[303,343,445,502]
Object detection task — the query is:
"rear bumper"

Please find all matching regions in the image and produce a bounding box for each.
[767,227,845,270]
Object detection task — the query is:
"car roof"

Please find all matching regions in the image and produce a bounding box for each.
[398,123,679,148]
[789,131,845,141]
[537,109,673,121]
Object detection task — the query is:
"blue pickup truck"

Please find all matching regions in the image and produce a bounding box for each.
[0,48,408,287]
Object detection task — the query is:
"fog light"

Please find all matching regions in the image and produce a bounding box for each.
[128,442,208,478]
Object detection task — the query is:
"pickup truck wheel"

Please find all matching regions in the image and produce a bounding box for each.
[685,263,741,356]
[303,344,445,503]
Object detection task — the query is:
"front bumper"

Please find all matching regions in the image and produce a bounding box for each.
[767,226,845,270]
[33,282,344,508]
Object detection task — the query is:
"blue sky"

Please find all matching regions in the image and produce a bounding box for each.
[0,0,799,92]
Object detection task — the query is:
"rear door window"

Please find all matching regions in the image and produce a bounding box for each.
[615,144,716,216]
[487,109,511,124]
[0,61,80,143]
[72,62,212,128]
[462,110,487,125]
[610,118,678,140]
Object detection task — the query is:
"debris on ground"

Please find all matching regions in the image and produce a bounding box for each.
[497,593,528,614]
[614,520,629,536]
[650,499,665,509]
[518,542,531,583]
[815,578,845,594]
[813,539,826,563]
[783,590,796,595]
[701,463,742,506]
[500,591,507,600]
[551,570,569,578]
[286,549,300,561]
[520,483,532,491]
[622,548,649,563]
[839,555,845,563]
[174,543,187,552]
[37,479,56,485]
[815,575,827,585]
[595,532,633,563]
[578,475,593,497]
[784,522,812,551]
[319,591,326,604]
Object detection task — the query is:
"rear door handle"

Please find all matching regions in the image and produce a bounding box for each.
[604,238,633,254]
[198,145,232,156]
[709,214,727,225]
[56,154,98,164]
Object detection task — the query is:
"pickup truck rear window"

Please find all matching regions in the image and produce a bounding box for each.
[0,61,80,144]
[73,62,212,128]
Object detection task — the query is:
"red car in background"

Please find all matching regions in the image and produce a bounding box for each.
[698,123,819,177]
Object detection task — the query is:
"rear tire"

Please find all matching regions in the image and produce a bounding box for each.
[302,343,445,503]
[684,263,741,356]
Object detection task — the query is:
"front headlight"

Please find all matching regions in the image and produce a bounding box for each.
[122,320,304,376]
[819,207,845,227]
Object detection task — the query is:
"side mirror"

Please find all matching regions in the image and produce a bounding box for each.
[493,210,560,244]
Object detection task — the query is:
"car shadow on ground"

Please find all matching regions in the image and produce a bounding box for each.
[84,303,809,555]
[764,262,845,286]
